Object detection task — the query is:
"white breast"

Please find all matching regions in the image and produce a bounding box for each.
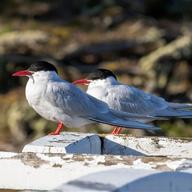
[87,77,118,102]
[25,73,56,121]
[87,86,105,100]
[25,71,92,128]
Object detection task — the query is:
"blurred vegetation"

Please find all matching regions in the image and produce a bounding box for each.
[0,0,192,151]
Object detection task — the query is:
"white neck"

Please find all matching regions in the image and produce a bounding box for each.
[87,76,119,100]
[25,71,62,105]
[89,76,118,87]
[30,71,61,82]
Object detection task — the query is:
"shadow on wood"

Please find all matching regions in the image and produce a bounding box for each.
[57,168,192,192]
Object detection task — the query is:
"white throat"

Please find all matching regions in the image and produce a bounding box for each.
[25,71,60,105]
[30,71,60,82]
[87,76,118,99]
[89,76,118,87]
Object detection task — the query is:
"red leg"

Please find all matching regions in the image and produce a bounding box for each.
[114,127,122,134]
[112,127,123,135]
[112,127,118,134]
[49,121,64,135]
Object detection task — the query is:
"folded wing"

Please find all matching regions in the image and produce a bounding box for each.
[46,81,160,130]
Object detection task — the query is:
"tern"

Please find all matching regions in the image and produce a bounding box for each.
[12,61,159,135]
[74,68,192,134]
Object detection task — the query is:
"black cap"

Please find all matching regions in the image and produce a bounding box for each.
[87,68,117,80]
[28,61,58,73]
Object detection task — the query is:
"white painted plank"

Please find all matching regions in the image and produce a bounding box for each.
[22,132,101,154]
[103,135,192,157]
[56,169,192,192]
[23,132,192,157]
[0,152,192,190]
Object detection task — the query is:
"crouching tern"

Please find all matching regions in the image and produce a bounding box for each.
[74,68,192,134]
[12,61,159,135]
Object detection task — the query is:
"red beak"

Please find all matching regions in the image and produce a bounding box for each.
[12,70,33,77]
[73,79,91,85]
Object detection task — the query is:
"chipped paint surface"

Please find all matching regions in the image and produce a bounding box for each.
[132,159,153,169]
[0,152,16,158]
[22,132,101,154]
[22,132,192,158]
[0,152,192,190]
[104,135,192,157]
[2,132,192,190]
[1,152,192,171]
[166,159,192,171]
[56,169,192,192]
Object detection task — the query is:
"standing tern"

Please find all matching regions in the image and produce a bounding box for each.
[12,61,159,135]
[73,68,192,134]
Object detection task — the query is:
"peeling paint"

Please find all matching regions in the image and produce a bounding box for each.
[1,132,192,191]
[132,159,153,169]
[15,152,192,171]
[23,132,101,154]
[0,151,192,190]
[166,159,192,171]
[103,135,192,157]
[52,163,62,168]
[72,155,94,162]
[17,153,49,168]
[67,180,116,191]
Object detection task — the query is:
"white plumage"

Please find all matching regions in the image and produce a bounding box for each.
[85,74,192,118]
[13,62,160,133]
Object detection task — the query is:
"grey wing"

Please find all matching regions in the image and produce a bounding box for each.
[105,85,168,115]
[45,81,161,130]
[45,81,109,117]
[168,102,192,110]
[118,86,192,117]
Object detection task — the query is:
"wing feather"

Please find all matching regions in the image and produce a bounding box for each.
[43,80,161,130]
[45,81,110,117]
[103,85,167,115]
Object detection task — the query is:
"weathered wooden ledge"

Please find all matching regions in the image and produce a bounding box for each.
[0,152,192,191]
[23,132,192,158]
[0,132,192,191]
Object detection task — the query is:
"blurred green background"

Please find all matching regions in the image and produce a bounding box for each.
[1,0,192,152]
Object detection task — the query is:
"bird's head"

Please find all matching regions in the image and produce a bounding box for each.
[12,61,58,77]
[73,68,117,86]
